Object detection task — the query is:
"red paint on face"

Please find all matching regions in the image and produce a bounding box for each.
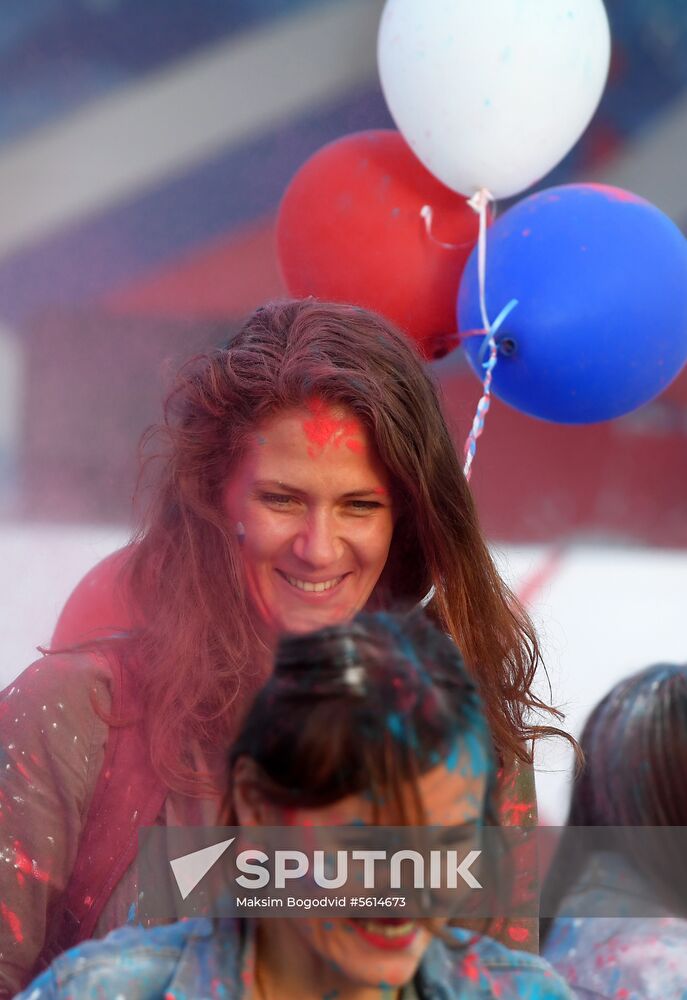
[0,902,24,944]
[508,925,531,944]
[302,399,364,456]
[345,439,364,454]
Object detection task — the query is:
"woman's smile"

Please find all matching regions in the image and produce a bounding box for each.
[276,569,350,596]
[347,918,421,951]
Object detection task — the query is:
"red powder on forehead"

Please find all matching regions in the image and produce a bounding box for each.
[302,398,364,456]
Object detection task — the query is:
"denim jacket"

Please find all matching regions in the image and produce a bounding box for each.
[17,919,572,999]
[543,853,687,1000]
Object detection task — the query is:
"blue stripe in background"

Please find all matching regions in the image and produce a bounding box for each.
[0,0,324,144]
[0,87,393,326]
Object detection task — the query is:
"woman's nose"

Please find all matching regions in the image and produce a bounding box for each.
[291,510,344,567]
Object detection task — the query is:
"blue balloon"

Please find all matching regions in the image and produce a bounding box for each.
[458,184,687,423]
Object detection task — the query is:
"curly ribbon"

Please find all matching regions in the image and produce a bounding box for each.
[418,190,514,610]
[462,297,519,483]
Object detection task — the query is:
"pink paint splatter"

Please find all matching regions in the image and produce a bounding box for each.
[521,229,531,237]
[508,925,531,943]
[499,798,535,822]
[13,842,50,883]
[13,759,32,782]
[583,183,645,205]
[461,952,480,982]
[0,902,24,944]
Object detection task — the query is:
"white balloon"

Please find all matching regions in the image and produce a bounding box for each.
[378,0,611,199]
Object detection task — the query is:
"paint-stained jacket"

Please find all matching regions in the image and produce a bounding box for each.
[16,919,573,999]
[543,854,687,999]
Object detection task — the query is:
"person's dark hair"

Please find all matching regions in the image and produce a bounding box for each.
[541,663,687,940]
[224,608,498,825]
[113,298,567,793]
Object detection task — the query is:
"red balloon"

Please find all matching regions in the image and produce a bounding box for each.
[52,547,134,648]
[276,129,480,357]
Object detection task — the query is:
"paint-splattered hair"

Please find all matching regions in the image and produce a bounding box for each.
[542,663,687,937]
[224,608,497,824]
[120,298,566,793]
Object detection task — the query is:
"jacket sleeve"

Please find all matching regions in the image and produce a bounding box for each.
[0,652,111,998]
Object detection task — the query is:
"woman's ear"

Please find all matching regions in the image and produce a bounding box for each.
[232,757,274,826]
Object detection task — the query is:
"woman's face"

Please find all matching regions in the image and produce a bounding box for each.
[224,401,396,639]
[235,741,487,994]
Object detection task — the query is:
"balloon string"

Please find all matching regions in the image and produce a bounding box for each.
[467,188,494,333]
[462,298,519,483]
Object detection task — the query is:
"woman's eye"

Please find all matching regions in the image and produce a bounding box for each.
[348,500,383,512]
[261,493,295,506]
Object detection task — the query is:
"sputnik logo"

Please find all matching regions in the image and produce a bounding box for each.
[170,838,235,900]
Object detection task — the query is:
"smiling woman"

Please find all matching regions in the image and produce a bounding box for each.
[223,404,395,637]
[0,299,569,994]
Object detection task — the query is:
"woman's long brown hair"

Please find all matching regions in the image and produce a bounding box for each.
[109,299,567,794]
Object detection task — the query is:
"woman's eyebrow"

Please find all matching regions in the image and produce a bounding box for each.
[252,479,386,498]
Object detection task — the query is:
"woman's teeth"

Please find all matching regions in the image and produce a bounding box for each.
[360,921,416,938]
[284,574,344,593]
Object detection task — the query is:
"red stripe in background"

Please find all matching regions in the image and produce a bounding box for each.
[105,215,287,318]
[516,544,567,608]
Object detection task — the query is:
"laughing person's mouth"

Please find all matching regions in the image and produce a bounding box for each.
[348,919,420,951]
[278,571,347,593]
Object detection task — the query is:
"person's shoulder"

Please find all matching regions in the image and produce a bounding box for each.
[2,648,115,711]
[425,930,574,999]
[17,920,215,999]
[545,915,687,998]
